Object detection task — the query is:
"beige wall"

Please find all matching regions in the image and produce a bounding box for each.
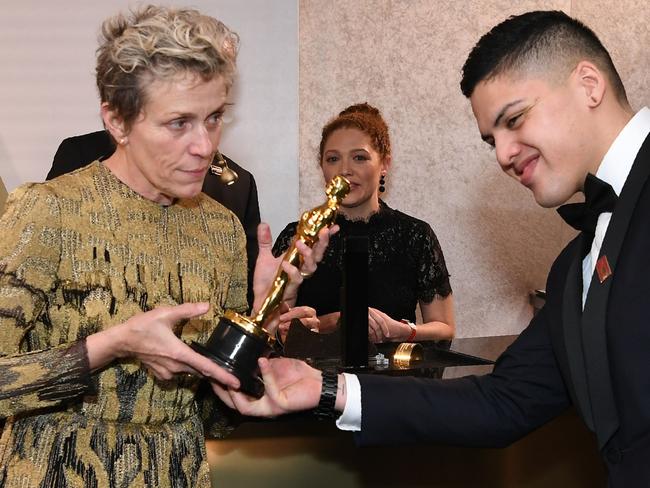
[299,0,650,338]
[0,176,7,215]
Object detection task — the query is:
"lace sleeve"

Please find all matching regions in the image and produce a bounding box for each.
[417,223,452,303]
[271,222,298,257]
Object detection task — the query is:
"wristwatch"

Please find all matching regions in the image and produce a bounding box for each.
[313,369,339,419]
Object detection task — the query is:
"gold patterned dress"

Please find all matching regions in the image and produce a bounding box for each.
[0,162,247,487]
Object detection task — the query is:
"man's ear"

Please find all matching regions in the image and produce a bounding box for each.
[101,103,129,145]
[574,60,606,108]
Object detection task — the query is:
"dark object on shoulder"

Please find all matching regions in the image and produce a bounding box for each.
[341,236,369,369]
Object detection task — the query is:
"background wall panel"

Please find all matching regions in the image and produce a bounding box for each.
[0,0,298,235]
[299,0,648,337]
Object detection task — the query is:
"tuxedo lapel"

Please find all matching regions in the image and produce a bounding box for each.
[582,134,650,448]
[561,239,595,431]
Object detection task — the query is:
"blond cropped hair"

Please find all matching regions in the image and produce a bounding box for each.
[96,5,239,129]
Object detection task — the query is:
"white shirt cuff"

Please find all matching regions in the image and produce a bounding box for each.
[335,373,362,431]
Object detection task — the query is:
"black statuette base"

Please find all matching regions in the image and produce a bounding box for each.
[191,316,273,398]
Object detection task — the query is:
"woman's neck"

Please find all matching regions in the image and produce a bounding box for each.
[104,151,173,205]
[339,198,381,221]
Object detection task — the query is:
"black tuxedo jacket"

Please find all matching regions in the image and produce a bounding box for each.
[357,134,650,487]
[47,130,260,307]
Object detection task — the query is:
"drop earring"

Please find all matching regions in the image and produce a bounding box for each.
[379,173,386,193]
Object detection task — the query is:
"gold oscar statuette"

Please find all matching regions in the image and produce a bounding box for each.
[192,175,350,397]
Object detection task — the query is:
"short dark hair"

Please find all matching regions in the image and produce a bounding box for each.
[460,10,627,104]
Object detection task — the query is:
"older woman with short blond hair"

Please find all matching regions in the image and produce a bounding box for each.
[0,6,328,487]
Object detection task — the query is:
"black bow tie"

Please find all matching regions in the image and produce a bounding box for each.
[557,173,618,236]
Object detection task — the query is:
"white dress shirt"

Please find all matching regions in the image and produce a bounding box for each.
[582,107,650,306]
[337,107,650,432]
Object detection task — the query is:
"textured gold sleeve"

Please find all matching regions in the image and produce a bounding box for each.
[0,184,59,328]
[0,340,91,418]
[0,184,90,417]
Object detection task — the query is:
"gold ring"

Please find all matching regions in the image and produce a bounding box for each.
[300,271,313,278]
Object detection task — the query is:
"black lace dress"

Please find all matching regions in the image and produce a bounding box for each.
[272,200,452,323]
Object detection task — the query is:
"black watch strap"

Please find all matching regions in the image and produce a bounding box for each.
[314,369,339,419]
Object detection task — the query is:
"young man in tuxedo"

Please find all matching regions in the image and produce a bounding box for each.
[48,130,261,308]
[214,10,650,486]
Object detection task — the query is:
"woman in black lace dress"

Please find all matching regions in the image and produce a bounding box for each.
[273,103,455,343]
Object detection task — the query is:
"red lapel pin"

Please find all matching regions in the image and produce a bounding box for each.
[596,255,612,283]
